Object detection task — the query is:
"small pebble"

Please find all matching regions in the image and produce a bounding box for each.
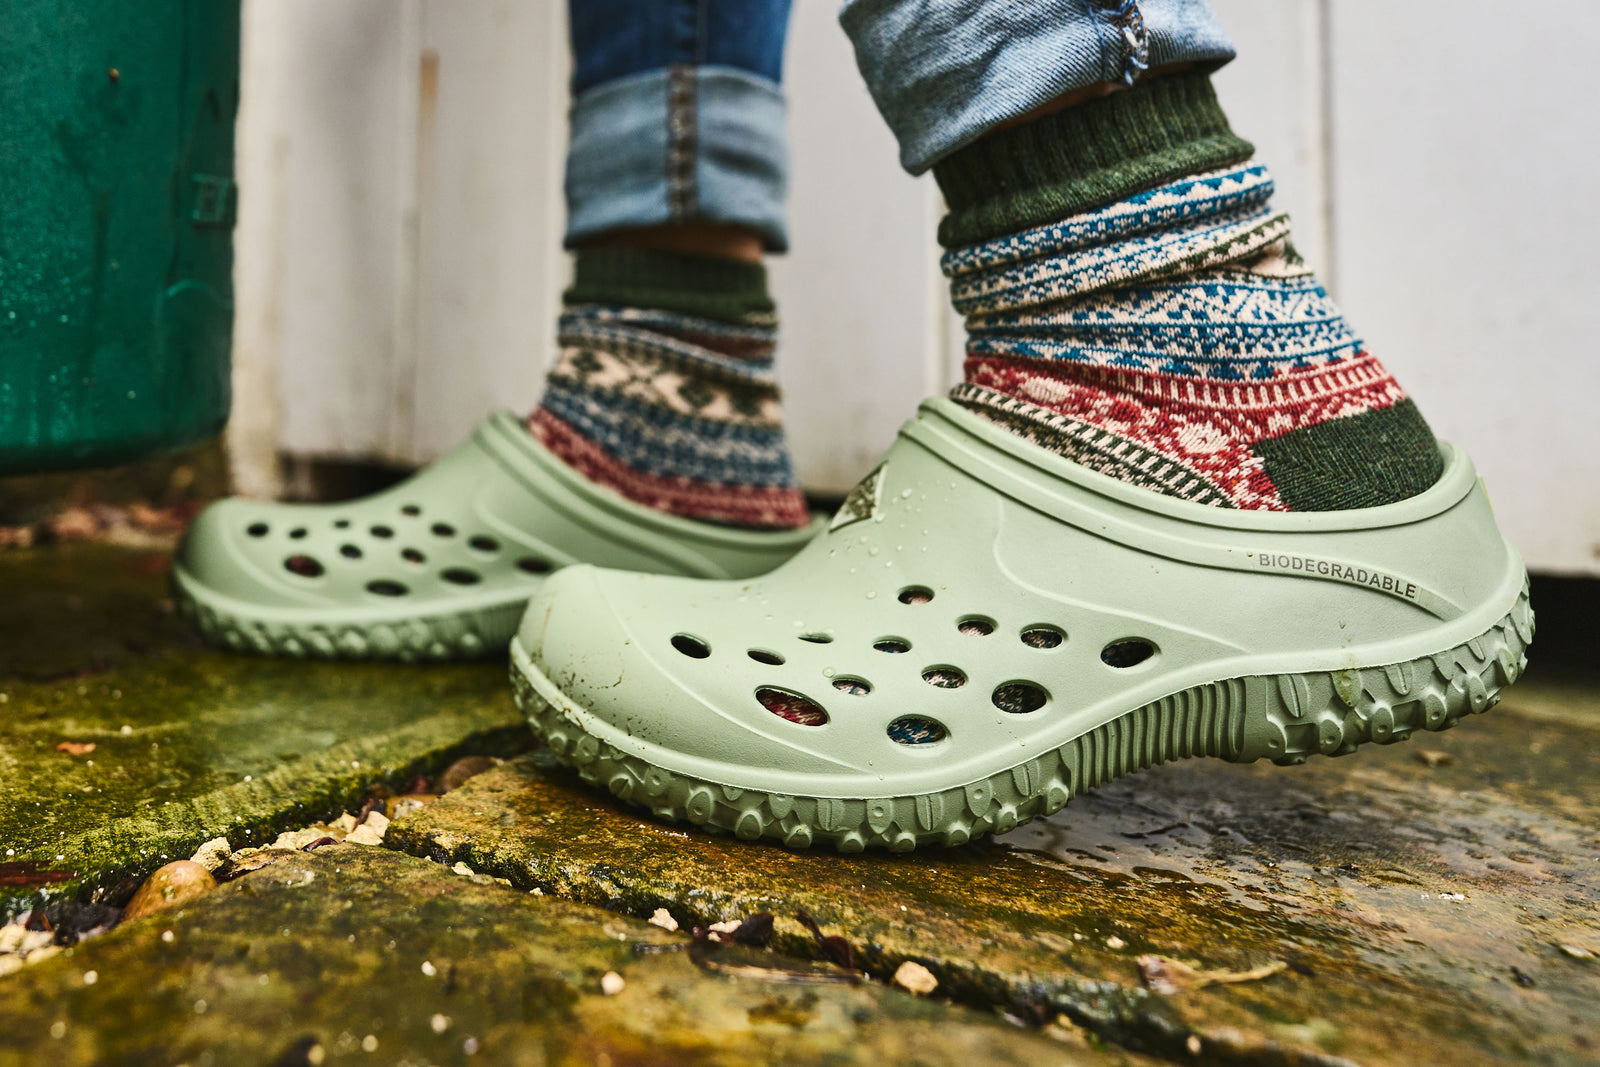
[1187,1035,1203,1055]
[49,1022,65,1040]
[648,909,679,933]
[306,1045,325,1067]
[0,924,27,955]
[123,861,216,921]
[430,1014,451,1033]
[361,1035,378,1052]
[600,971,625,995]
[462,1037,480,1055]
[388,794,435,820]
[161,930,175,943]
[421,960,437,977]
[1105,936,1127,950]
[269,828,327,851]
[189,837,232,872]
[82,970,97,986]
[892,960,938,996]
[1559,944,1595,961]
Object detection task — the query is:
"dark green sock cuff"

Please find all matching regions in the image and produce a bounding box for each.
[933,71,1255,248]
[565,248,774,323]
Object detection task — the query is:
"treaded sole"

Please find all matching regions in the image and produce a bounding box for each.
[173,572,525,662]
[513,584,1533,853]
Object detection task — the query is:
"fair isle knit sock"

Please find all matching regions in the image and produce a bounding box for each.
[932,73,1443,511]
[530,248,811,528]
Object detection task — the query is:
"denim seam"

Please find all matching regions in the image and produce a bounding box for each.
[1094,0,1151,86]
[667,65,699,221]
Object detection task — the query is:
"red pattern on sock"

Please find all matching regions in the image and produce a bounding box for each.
[532,410,811,529]
[965,353,1410,511]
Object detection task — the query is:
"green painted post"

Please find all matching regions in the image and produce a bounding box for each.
[0,0,239,475]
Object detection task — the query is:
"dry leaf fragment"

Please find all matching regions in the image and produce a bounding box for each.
[55,742,95,756]
[1137,954,1288,996]
[1414,750,1453,768]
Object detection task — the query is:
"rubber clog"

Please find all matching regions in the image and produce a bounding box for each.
[173,411,820,660]
[510,398,1532,852]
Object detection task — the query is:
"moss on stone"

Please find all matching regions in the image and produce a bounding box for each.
[0,846,1125,1066]
[0,545,531,918]
[389,690,1600,1067]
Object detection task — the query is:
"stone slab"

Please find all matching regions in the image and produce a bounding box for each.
[0,545,530,918]
[0,845,1143,1067]
[390,685,1600,1067]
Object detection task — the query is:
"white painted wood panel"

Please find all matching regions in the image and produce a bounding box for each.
[246,0,419,462]
[1328,0,1600,574]
[771,1,946,493]
[1208,0,1329,277]
[408,2,570,460]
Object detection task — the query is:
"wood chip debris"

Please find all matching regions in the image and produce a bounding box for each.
[1137,955,1288,995]
[892,960,938,996]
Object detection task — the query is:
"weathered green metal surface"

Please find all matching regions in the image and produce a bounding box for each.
[0,0,237,474]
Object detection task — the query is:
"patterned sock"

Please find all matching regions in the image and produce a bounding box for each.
[530,248,810,528]
[932,73,1443,511]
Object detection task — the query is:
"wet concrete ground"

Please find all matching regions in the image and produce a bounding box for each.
[1,543,1597,1065]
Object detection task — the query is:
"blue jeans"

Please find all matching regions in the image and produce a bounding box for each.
[566,0,1235,247]
[565,0,794,251]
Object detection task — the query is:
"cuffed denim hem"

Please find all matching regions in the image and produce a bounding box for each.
[839,0,1237,174]
[564,65,790,252]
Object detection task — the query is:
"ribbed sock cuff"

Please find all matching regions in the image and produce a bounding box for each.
[565,248,774,324]
[932,71,1254,248]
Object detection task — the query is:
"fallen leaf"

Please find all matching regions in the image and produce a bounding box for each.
[1137,954,1288,996]
[0,863,74,889]
[730,912,774,947]
[797,910,855,971]
[55,742,95,756]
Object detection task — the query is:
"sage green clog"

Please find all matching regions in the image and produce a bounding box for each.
[173,411,820,660]
[510,398,1532,852]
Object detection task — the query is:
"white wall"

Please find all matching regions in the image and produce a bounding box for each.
[233,0,1600,575]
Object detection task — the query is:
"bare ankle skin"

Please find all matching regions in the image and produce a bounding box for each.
[582,223,764,264]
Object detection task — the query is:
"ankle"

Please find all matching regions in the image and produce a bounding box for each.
[581,223,765,265]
